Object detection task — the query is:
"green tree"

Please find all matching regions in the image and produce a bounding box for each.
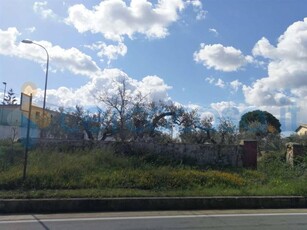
[239,110,281,138]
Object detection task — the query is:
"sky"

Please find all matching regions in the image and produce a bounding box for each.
[1,0,307,133]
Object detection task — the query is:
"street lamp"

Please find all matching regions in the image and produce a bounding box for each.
[2,82,6,104]
[21,39,49,114]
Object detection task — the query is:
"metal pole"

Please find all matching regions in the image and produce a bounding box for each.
[23,94,32,181]
[21,40,49,137]
[33,43,49,113]
[35,43,49,138]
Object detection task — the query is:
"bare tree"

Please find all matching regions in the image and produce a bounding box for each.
[3,88,17,105]
[97,78,143,141]
[179,111,216,144]
[96,78,190,142]
[216,117,238,144]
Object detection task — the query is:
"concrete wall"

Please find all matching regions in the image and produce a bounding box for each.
[286,142,307,166]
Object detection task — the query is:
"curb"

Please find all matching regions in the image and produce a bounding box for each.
[1,196,307,214]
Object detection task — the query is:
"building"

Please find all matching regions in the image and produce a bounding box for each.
[295,124,307,136]
[0,104,55,140]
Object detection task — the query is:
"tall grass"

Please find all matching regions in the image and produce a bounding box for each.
[0,145,306,196]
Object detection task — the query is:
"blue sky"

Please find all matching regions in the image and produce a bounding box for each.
[1,0,307,133]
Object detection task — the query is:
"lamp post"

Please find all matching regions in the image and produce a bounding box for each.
[21,39,49,114]
[2,82,6,104]
[22,40,49,137]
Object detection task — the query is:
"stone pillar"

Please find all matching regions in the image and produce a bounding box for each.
[241,140,257,169]
[286,142,306,166]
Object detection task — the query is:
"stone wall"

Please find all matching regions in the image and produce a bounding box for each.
[35,139,258,168]
[130,142,242,167]
[286,142,307,166]
[97,140,257,168]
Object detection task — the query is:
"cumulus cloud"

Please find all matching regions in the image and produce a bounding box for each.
[139,75,172,102]
[0,27,172,108]
[0,27,100,78]
[85,42,127,64]
[244,17,307,107]
[65,0,205,41]
[210,101,252,123]
[35,69,172,108]
[66,0,183,41]
[0,27,21,56]
[194,43,253,72]
[252,37,277,59]
[33,1,59,20]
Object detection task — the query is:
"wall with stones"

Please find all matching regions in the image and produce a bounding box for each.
[98,140,257,168]
[286,142,307,166]
[35,140,257,168]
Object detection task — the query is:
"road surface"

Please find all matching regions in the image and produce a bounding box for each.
[1,209,307,230]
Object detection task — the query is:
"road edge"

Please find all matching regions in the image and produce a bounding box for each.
[1,196,307,214]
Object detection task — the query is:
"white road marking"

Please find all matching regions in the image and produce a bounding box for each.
[1,212,307,224]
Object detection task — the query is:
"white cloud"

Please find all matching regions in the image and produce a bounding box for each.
[210,101,253,123]
[205,76,215,84]
[185,0,206,20]
[209,28,218,36]
[230,80,242,92]
[65,0,205,42]
[0,27,172,108]
[252,37,277,59]
[139,75,172,102]
[215,78,225,88]
[25,27,36,33]
[194,43,252,72]
[0,27,100,78]
[85,42,127,64]
[205,77,242,92]
[0,27,21,56]
[244,17,307,108]
[34,69,172,108]
[33,1,59,20]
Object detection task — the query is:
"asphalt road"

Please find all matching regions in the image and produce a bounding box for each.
[1,210,307,230]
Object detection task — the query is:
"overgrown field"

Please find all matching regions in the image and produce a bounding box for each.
[0,140,306,198]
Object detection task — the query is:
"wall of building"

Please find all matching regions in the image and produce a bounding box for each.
[0,106,22,126]
[297,127,307,136]
[0,125,40,141]
[0,105,57,140]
